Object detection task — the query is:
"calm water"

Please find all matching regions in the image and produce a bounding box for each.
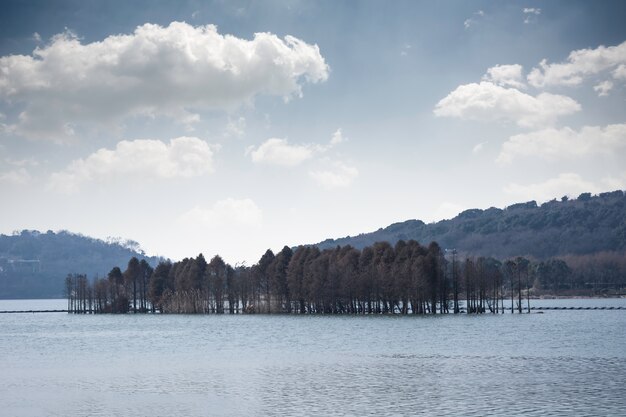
[1,299,626,417]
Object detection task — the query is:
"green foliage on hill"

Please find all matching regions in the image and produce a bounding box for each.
[316,190,626,259]
[0,230,163,299]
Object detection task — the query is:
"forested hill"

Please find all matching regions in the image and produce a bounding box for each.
[316,190,626,259]
[0,230,163,299]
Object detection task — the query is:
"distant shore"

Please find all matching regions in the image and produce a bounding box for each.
[533,294,626,299]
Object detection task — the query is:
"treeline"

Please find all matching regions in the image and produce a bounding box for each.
[66,240,540,315]
[535,252,626,295]
[316,190,626,259]
[1,229,161,299]
[65,258,153,314]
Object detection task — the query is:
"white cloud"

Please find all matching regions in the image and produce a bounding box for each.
[248,138,314,166]
[523,8,541,24]
[32,32,41,42]
[0,168,31,185]
[523,8,541,15]
[434,81,580,128]
[464,10,485,29]
[49,136,216,193]
[613,64,626,80]
[224,116,246,138]
[309,161,358,188]
[248,129,346,167]
[594,80,614,96]
[330,129,345,146]
[527,40,626,88]
[504,173,624,202]
[178,198,262,229]
[482,64,526,89]
[472,141,486,154]
[497,123,626,164]
[0,22,329,141]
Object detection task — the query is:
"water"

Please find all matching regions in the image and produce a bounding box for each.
[1,299,625,416]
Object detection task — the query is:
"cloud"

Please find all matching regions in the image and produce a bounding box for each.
[482,64,526,89]
[472,142,487,154]
[248,129,346,167]
[527,40,626,88]
[594,80,614,97]
[49,136,216,193]
[504,173,624,202]
[248,138,315,166]
[178,198,262,229]
[497,123,626,164]
[523,8,541,14]
[434,81,580,128]
[309,161,358,188]
[0,168,31,185]
[0,22,329,141]
[613,64,626,80]
[464,10,485,29]
[224,116,246,138]
[328,128,346,147]
[523,8,541,24]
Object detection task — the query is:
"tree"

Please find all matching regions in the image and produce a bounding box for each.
[149,261,172,312]
[139,259,153,312]
[257,249,275,313]
[503,260,516,314]
[208,255,227,313]
[124,257,141,313]
[271,246,293,313]
[358,246,375,314]
[287,247,310,314]
[107,266,126,313]
[515,257,530,313]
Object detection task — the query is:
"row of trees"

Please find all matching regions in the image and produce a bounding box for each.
[65,258,153,314]
[66,240,537,315]
[317,190,626,259]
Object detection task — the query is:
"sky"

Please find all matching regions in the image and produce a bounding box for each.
[1,0,625,264]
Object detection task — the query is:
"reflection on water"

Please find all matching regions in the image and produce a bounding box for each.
[1,299,625,416]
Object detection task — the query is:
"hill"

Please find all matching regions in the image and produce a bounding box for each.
[0,230,163,299]
[315,190,626,259]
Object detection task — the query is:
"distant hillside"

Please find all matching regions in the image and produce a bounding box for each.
[316,190,626,259]
[0,230,164,299]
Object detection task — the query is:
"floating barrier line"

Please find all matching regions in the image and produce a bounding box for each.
[0,310,68,314]
[530,306,623,310]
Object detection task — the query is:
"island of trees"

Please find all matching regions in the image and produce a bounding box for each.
[5,190,625,300]
[66,240,544,315]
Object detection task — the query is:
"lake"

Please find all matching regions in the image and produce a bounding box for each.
[1,298,625,416]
